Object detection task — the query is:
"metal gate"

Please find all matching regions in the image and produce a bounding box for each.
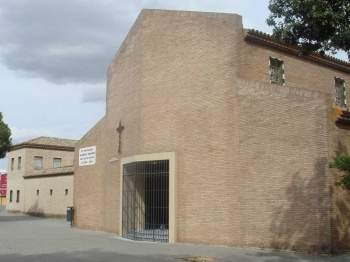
[122,160,169,242]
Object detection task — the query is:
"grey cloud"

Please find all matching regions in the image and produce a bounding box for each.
[0,0,242,85]
[0,0,138,84]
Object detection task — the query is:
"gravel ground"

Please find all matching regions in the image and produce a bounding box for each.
[0,207,350,262]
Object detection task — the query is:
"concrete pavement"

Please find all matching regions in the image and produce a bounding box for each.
[0,207,350,262]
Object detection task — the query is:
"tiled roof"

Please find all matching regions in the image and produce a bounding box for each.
[245,29,350,73]
[10,136,77,152]
[24,136,77,147]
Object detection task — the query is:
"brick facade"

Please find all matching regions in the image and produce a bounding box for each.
[74,9,350,252]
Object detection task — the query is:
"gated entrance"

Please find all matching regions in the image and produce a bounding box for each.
[122,160,169,242]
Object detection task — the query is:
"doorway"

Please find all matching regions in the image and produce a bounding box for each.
[122,160,169,242]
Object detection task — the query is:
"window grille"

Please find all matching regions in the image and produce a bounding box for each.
[270,57,285,85]
[335,78,346,107]
[122,160,169,242]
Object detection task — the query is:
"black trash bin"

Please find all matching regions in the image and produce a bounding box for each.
[66,206,74,226]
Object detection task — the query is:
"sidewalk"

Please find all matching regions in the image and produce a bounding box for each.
[0,209,349,261]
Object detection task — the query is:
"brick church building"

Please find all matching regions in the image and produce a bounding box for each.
[74,9,350,252]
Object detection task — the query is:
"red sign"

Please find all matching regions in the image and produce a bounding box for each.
[0,173,7,197]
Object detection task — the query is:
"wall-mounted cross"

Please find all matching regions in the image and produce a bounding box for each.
[116,120,124,154]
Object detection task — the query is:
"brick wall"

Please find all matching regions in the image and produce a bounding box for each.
[237,79,331,252]
[238,40,350,95]
[74,9,350,252]
[74,117,107,230]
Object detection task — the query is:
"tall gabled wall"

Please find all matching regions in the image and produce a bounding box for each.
[75,9,244,242]
[74,9,350,252]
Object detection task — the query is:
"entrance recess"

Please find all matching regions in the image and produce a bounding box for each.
[122,160,169,242]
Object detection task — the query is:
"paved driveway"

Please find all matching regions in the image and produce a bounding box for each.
[0,207,350,262]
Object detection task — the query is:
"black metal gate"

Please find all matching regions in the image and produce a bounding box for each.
[122,160,169,242]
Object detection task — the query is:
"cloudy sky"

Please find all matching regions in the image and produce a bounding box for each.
[0,0,277,169]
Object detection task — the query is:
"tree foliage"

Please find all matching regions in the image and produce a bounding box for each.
[330,155,350,189]
[267,0,350,60]
[0,113,11,159]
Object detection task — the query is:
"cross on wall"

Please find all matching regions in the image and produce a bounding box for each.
[116,120,124,154]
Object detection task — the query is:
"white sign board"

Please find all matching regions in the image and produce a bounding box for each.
[79,146,96,166]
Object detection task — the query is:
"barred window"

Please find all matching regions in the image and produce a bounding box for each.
[270,57,285,85]
[335,78,346,107]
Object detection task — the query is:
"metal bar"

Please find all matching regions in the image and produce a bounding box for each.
[122,160,169,242]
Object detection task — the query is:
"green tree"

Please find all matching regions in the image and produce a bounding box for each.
[0,113,11,158]
[330,155,350,189]
[267,0,350,60]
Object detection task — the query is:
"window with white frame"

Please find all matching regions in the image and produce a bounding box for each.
[53,158,62,168]
[33,156,43,170]
[335,77,346,108]
[270,57,285,85]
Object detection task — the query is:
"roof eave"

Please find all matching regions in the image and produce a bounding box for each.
[9,143,75,152]
[23,172,74,179]
[245,30,350,74]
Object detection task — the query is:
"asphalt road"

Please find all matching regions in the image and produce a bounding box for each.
[0,207,350,262]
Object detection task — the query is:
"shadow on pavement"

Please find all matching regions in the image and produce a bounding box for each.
[0,206,43,222]
[0,215,42,222]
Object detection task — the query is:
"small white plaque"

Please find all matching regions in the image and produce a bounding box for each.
[79,146,96,166]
